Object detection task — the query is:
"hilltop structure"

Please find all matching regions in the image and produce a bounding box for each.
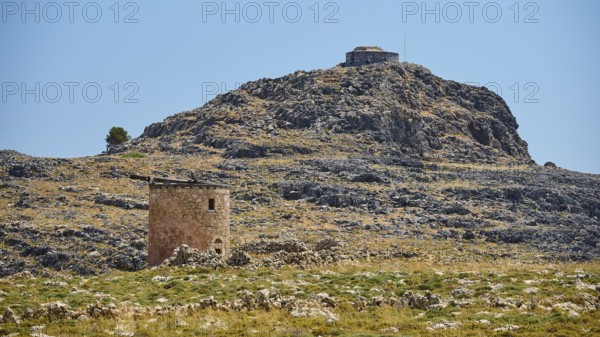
[131,175,230,266]
[344,46,399,66]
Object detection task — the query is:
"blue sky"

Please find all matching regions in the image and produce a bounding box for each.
[0,0,599,173]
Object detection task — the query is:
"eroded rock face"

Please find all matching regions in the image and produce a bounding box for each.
[127,63,531,164]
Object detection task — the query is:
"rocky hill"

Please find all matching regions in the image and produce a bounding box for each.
[1,61,600,336]
[120,62,531,164]
[1,61,598,279]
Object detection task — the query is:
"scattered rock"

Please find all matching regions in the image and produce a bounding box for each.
[524,287,539,294]
[151,276,172,283]
[369,296,386,307]
[240,239,307,254]
[493,324,520,332]
[462,230,476,240]
[354,296,368,311]
[2,307,21,324]
[314,293,337,308]
[290,305,339,323]
[162,244,226,269]
[398,291,445,310]
[232,290,256,311]
[200,316,227,330]
[314,238,341,251]
[256,288,282,310]
[30,325,46,333]
[86,302,117,318]
[43,281,68,287]
[380,327,400,333]
[226,249,252,266]
[426,320,463,330]
[216,160,248,171]
[94,194,148,210]
[35,301,73,322]
[451,288,473,297]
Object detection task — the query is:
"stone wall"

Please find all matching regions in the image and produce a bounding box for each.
[148,185,230,266]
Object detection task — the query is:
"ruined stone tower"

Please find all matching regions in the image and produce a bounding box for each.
[344,46,399,67]
[145,179,230,266]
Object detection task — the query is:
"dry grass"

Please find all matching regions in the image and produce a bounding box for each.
[1,258,599,336]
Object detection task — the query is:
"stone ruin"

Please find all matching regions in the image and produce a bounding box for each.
[344,46,399,67]
[131,174,231,266]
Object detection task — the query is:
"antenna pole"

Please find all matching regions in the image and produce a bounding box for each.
[404,34,407,62]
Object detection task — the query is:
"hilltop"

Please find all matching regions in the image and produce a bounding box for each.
[120,63,531,165]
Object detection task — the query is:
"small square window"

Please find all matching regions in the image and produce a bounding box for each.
[208,198,215,211]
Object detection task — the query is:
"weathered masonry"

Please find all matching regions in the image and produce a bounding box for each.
[131,175,230,266]
[344,46,399,67]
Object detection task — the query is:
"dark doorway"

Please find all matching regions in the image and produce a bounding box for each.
[214,238,223,255]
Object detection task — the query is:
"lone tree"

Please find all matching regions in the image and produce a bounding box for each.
[105,126,131,148]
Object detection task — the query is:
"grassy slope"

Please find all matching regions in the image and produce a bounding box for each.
[1,260,599,336]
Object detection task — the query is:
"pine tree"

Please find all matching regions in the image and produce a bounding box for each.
[105,126,130,147]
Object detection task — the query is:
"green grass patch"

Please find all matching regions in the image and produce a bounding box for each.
[121,152,145,159]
